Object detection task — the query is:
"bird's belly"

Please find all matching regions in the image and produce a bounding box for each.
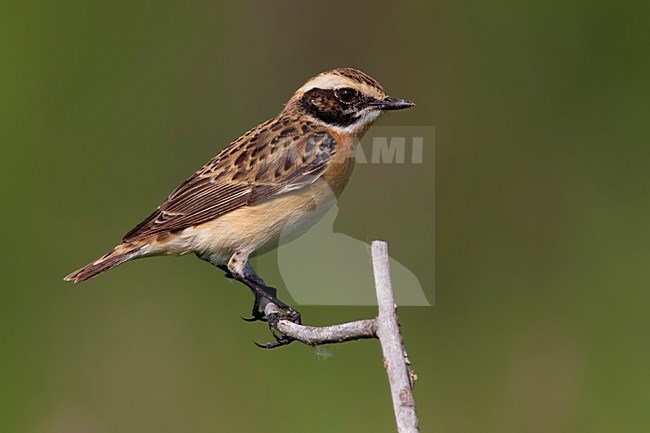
[182,179,338,263]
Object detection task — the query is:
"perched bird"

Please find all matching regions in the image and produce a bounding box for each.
[65,67,414,345]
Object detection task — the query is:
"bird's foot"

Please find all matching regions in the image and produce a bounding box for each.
[254,309,302,349]
[221,266,302,347]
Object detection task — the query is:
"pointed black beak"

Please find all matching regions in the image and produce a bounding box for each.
[369,96,416,111]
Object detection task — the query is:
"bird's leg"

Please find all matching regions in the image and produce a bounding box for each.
[234,262,301,325]
[203,252,301,348]
[226,256,300,348]
[233,272,301,348]
[213,260,282,321]
[240,263,272,322]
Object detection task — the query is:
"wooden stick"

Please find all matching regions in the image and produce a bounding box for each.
[371,240,420,433]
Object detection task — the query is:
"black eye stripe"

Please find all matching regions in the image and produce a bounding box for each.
[299,88,361,127]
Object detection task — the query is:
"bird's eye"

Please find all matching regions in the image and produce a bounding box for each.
[335,87,358,103]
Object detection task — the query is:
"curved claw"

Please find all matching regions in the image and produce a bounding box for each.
[253,340,281,349]
[241,307,267,323]
[253,337,294,349]
[241,315,267,323]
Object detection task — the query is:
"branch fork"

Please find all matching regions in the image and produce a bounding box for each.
[263,240,420,433]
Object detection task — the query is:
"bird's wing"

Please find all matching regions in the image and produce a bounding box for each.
[122,120,337,241]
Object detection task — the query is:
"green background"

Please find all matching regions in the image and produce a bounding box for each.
[2,1,649,432]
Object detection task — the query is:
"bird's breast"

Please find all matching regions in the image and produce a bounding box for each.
[321,133,358,197]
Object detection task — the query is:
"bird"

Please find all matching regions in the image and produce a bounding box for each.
[64,67,415,346]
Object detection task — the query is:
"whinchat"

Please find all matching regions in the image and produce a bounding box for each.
[65,68,415,346]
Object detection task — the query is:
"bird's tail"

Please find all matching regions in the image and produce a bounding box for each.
[64,242,145,283]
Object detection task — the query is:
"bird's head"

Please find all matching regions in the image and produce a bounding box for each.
[286,68,415,135]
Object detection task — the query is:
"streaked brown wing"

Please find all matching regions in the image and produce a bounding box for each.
[122,120,336,241]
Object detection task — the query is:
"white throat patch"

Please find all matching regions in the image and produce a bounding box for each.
[317,109,382,135]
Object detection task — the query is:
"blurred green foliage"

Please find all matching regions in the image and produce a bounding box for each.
[1,1,649,432]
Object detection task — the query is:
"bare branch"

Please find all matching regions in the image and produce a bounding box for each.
[264,303,377,345]
[372,240,420,433]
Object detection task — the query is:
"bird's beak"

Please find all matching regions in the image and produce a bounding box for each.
[369,96,416,111]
